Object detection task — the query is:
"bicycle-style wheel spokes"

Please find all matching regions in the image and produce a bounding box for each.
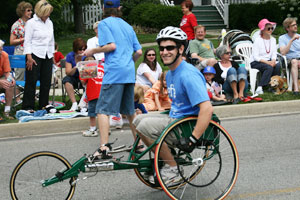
[10,151,76,200]
[154,117,239,200]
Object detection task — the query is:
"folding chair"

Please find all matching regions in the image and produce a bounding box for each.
[3,46,15,55]
[8,55,40,109]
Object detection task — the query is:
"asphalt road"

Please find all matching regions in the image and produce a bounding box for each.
[1,113,300,200]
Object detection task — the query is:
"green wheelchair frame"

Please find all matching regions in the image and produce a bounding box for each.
[10,114,239,200]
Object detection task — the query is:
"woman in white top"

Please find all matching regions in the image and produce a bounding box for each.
[136,48,162,91]
[250,18,280,94]
[22,0,54,111]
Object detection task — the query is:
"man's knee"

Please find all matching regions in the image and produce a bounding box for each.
[291,59,298,68]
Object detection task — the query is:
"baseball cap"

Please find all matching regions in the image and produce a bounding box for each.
[104,0,120,8]
[258,18,276,31]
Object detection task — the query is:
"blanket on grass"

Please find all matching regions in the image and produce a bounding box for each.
[16,110,88,123]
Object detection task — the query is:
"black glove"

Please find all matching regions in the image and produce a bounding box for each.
[176,135,198,153]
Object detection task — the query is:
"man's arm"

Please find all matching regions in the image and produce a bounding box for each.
[84,43,116,57]
[192,101,213,139]
[191,53,205,62]
[280,34,300,55]
[133,49,142,62]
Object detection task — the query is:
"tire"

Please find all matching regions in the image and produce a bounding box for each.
[10,151,76,200]
[154,117,239,200]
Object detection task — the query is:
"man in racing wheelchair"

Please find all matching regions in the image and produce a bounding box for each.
[133,26,213,184]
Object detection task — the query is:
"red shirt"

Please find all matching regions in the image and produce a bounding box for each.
[54,51,64,67]
[180,13,198,40]
[80,63,104,101]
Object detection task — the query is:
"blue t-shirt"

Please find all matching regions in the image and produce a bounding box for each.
[65,51,79,78]
[278,33,300,59]
[98,17,142,84]
[166,60,210,118]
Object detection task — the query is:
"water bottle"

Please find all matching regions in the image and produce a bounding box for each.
[6,74,13,83]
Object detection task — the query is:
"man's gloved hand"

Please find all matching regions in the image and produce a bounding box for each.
[176,135,198,153]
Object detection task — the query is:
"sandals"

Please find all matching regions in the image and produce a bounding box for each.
[247,96,263,102]
[92,143,113,161]
[239,96,251,103]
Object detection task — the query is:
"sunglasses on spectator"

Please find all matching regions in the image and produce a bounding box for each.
[290,24,297,27]
[26,9,32,12]
[79,48,86,51]
[159,45,177,51]
[40,2,48,8]
[147,54,156,57]
[224,51,232,55]
[266,27,274,31]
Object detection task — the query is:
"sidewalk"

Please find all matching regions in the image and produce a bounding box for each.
[1,100,300,139]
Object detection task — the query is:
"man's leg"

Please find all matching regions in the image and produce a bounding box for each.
[97,114,110,147]
[5,86,13,108]
[291,59,299,92]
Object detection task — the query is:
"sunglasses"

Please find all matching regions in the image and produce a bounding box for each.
[26,9,32,12]
[147,54,156,57]
[266,27,274,31]
[159,45,177,51]
[290,24,297,27]
[225,52,232,55]
[79,48,86,51]
[40,2,48,8]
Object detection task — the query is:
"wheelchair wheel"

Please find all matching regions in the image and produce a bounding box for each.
[10,151,76,200]
[132,137,162,189]
[154,117,239,200]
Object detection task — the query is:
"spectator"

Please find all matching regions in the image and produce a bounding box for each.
[53,42,64,87]
[80,56,104,137]
[22,0,54,111]
[136,48,162,92]
[279,17,300,95]
[203,66,226,102]
[189,25,217,70]
[10,1,33,103]
[54,42,64,68]
[214,45,248,104]
[62,38,87,111]
[133,26,213,183]
[84,0,142,160]
[134,85,147,114]
[180,0,198,60]
[250,18,280,95]
[143,71,171,111]
[87,21,105,61]
[0,40,15,119]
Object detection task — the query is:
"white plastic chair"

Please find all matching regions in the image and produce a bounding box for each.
[235,43,259,96]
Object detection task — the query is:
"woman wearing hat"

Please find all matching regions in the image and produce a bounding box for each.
[213,45,249,104]
[250,18,281,95]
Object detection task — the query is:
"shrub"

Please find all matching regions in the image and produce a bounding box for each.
[229,1,284,31]
[128,3,182,30]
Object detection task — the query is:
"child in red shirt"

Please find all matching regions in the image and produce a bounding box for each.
[80,56,104,137]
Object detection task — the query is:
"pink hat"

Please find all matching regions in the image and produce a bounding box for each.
[258,19,276,31]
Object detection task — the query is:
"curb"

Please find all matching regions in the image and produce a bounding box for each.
[1,100,300,139]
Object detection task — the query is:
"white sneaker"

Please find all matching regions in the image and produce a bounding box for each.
[82,129,98,137]
[149,165,182,185]
[110,114,123,129]
[70,103,78,111]
[255,87,264,95]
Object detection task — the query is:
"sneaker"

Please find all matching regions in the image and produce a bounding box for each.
[255,87,264,95]
[149,166,182,185]
[82,129,98,137]
[70,103,78,111]
[110,114,123,129]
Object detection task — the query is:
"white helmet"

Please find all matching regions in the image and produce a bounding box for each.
[156,26,187,44]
